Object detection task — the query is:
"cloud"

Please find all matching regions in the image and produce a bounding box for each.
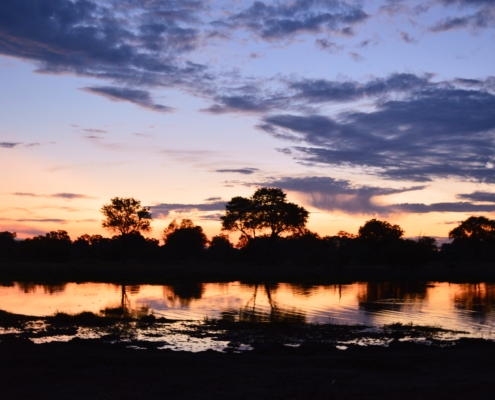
[399,31,417,43]
[348,51,365,62]
[392,202,495,213]
[11,192,92,200]
[0,142,21,148]
[261,176,425,214]
[287,73,431,104]
[214,0,368,41]
[83,128,107,134]
[262,176,495,215]
[14,218,68,223]
[0,0,209,97]
[150,201,226,218]
[82,86,173,113]
[315,39,343,53]
[259,80,495,182]
[430,2,495,32]
[215,168,259,175]
[198,213,224,221]
[51,193,92,200]
[457,191,495,203]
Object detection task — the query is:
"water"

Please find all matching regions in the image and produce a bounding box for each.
[1,281,495,338]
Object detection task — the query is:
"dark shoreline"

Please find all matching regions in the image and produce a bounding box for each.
[1,337,495,399]
[2,310,495,399]
[2,260,495,285]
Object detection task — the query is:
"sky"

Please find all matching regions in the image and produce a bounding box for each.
[1,0,495,242]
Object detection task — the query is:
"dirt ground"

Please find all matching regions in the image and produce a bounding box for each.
[1,339,495,400]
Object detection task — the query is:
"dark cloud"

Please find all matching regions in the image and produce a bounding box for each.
[430,2,495,32]
[204,197,222,201]
[0,0,209,97]
[457,191,495,203]
[315,38,343,53]
[82,86,173,113]
[288,73,431,103]
[215,0,368,40]
[260,82,495,182]
[150,201,226,218]
[215,168,259,175]
[262,176,495,215]
[261,176,424,214]
[0,142,21,148]
[394,202,495,213]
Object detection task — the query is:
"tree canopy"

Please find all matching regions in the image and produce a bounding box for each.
[358,219,404,242]
[101,197,152,235]
[221,188,309,239]
[448,216,495,244]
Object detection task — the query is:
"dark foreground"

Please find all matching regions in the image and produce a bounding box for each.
[1,338,495,400]
[3,261,495,284]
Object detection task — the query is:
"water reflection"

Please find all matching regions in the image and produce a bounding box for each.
[454,283,495,320]
[223,283,306,323]
[1,281,495,337]
[358,282,428,313]
[164,283,205,306]
[101,284,150,318]
[16,282,67,294]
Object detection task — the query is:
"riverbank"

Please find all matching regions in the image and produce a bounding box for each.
[2,310,495,398]
[1,260,495,284]
[1,335,495,399]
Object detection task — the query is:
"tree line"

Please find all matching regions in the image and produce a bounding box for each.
[1,188,494,266]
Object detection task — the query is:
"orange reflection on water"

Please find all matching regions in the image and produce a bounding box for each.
[0,281,494,336]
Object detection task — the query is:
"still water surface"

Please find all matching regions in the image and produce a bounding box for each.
[1,281,495,338]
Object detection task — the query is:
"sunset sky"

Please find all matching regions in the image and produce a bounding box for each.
[1,0,495,242]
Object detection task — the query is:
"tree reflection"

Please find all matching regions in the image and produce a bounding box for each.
[358,282,428,313]
[454,283,495,320]
[223,283,306,323]
[16,283,67,294]
[163,283,205,307]
[100,284,149,318]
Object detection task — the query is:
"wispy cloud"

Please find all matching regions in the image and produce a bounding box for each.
[215,168,259,175]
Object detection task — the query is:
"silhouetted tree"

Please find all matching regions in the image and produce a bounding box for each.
[0,231,17,259]
[101,197,152,236]
[162,219,208,260]
[20,230,72,262]
[207,234,236,261]
[447,216,495,262]
[449,216,495,244]
[221,188,308,240]
[357,219,404,265]
[358,219,404,242]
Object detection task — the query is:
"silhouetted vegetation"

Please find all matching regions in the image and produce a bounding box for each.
[3,192,495,275]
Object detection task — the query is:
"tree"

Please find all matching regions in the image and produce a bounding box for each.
[221,188,309,240]
[448,216,495,244]
[358,219,404,242]
[162,219,208,260]
[101,197,152,235]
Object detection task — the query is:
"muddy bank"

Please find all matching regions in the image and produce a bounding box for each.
[1,337,495,399]
[2,310,495,398]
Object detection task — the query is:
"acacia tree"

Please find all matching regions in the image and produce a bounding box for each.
[221,188,309,240]
[101,197,152,235]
